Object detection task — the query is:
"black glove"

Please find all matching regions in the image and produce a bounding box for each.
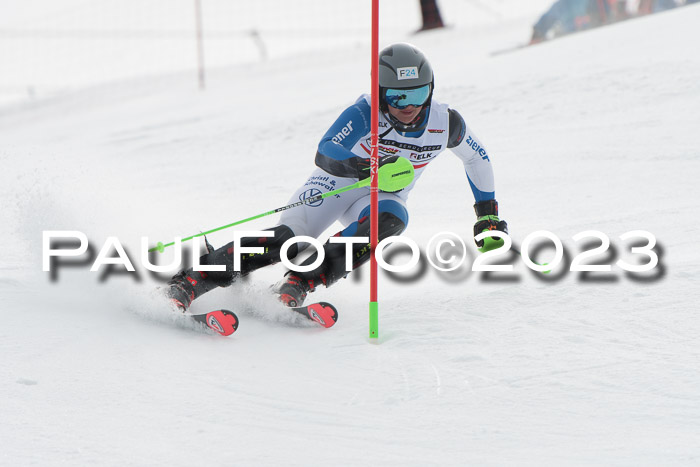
[473,200,508,252]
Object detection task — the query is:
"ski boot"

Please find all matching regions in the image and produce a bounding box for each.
[165,271,197,312]
[165,268,227,312]
[273,271,313,308]
[272,272,338,328]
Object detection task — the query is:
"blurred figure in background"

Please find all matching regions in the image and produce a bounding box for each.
[531,0,685,43]
[653,0,681,11]
[531,0,597,43]
[417,0,445,31]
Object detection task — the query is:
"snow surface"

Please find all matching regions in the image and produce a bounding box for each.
[2,3,700,466]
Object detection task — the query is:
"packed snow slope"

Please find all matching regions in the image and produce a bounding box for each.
[2,5,700,467]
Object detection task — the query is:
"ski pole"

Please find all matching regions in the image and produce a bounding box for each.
[150,157,415,253]
[149,179,371,253]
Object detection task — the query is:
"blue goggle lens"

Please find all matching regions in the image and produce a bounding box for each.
[385,85,431,109]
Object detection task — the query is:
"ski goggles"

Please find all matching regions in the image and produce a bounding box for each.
[384,84,431,109]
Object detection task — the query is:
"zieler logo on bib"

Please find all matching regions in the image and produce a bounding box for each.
[397,67,418,80]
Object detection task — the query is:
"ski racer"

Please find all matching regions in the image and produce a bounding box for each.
[165,42,508,325]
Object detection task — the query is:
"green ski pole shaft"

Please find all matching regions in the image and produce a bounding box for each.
[149,179,370,253]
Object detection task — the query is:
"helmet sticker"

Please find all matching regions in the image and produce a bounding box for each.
[397,66,418,80]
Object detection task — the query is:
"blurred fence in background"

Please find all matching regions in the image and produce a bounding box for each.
[0,0,419,104]
[0,0,562,106]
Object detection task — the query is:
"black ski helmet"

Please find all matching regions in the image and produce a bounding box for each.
[378,43,434,133]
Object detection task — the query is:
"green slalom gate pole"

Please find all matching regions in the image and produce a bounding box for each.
[149,158,415,254]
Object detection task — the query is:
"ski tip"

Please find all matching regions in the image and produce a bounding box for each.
[305,302,338,329]
[202,309,239,336]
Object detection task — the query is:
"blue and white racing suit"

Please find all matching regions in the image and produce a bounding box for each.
[279,94,496,244]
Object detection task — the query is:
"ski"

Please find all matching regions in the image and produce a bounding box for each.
[289,301,338,328]
[188,302,337,337]
[191,309,239,337]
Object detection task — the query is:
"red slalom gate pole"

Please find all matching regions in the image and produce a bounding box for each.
[369,0,380,340]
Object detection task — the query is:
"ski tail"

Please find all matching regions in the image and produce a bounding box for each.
[292,302,338,328]
[192,309,239,336]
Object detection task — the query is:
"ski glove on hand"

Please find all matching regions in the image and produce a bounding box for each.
[357,155,405,192]
[357,155,403,193]
[473,199,508,253]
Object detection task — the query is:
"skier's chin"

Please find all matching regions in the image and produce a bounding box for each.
[396,115,418,124]
[389,106,422,124]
